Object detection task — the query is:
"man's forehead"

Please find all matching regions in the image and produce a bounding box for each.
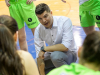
[37,12,48,18]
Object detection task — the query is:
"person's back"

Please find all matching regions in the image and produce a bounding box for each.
[48,31,100,75]
[47,63,100,75]
[17,50,39,75]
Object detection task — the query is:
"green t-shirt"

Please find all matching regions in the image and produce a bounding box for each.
[47,63,100,75]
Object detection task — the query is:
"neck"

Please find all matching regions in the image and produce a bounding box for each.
[79,61,100,71]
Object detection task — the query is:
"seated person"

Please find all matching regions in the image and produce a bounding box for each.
[0,15,39,75]
[34,3,77,75]
[48,31,100,75]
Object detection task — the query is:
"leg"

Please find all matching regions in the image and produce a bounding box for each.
[37,57,45,75]
[31,27,36,35]
[50,51,77,67]
[79,10,95,35]
[20,3,39,36]
[18,26,28,51]
[8,2,27,51]
[82,26,95,35]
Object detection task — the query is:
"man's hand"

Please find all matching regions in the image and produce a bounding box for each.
[61,0,66,3]
[38,50,45,59]
[26,0,36,5]
[5,0,10,7]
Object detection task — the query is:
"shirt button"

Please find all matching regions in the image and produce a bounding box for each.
[53,41,54,42]
[52,35,53,36]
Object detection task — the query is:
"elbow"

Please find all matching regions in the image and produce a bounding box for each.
[61,44,68,51]
[63,47,68,51]
[65,48,68,51]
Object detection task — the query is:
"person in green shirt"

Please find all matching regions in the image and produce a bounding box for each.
[48,31,100,75]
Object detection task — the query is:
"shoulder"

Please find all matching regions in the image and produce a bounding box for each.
[17,50,35,69]
[17,50,30,56]
[53,16,72,27]
[53,16,70,22]
[17,51,39,75]
[17,50,33,61]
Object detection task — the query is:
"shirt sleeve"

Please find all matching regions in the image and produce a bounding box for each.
[61,18,75,50]
[34,26,44,58]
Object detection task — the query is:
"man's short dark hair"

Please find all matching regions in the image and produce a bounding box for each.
[35,3,51,14]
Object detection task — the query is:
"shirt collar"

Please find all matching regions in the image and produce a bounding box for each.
[52,16,58,28]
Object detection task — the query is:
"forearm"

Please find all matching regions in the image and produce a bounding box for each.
[37,58,45,75]
[44,44,68,52]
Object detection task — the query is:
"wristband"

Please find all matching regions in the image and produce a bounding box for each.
[41,46,46,52]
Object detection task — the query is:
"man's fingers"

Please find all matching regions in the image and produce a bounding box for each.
[26,1,29,4]
[39,54,44,59]
[7,4,10,7]
[26,0,33,4]
[62,0,66,3]
[39,56,44,59]
[29,1,33,4]
[6,1,10,7]
[42,56,44,59]
[26,1,30,4]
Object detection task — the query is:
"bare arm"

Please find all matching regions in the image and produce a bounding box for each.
[44,44,68,52]
[37,57,45,75]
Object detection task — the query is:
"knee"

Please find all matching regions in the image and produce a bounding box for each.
[50,51,63,62]
[18,34,26,42]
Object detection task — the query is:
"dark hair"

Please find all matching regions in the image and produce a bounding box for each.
[0,15,18,35]
[35,3,50,14]
[81,31,100,65]
[0,25,24,75]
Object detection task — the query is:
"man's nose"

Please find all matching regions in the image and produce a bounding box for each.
[42,18,46,22]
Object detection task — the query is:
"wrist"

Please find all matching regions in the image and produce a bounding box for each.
[41,46,46,52]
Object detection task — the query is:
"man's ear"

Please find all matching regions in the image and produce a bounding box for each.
[78,46,82,58]
[13,31,18,42]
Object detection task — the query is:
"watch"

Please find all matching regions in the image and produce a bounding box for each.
[41,46,46,52]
